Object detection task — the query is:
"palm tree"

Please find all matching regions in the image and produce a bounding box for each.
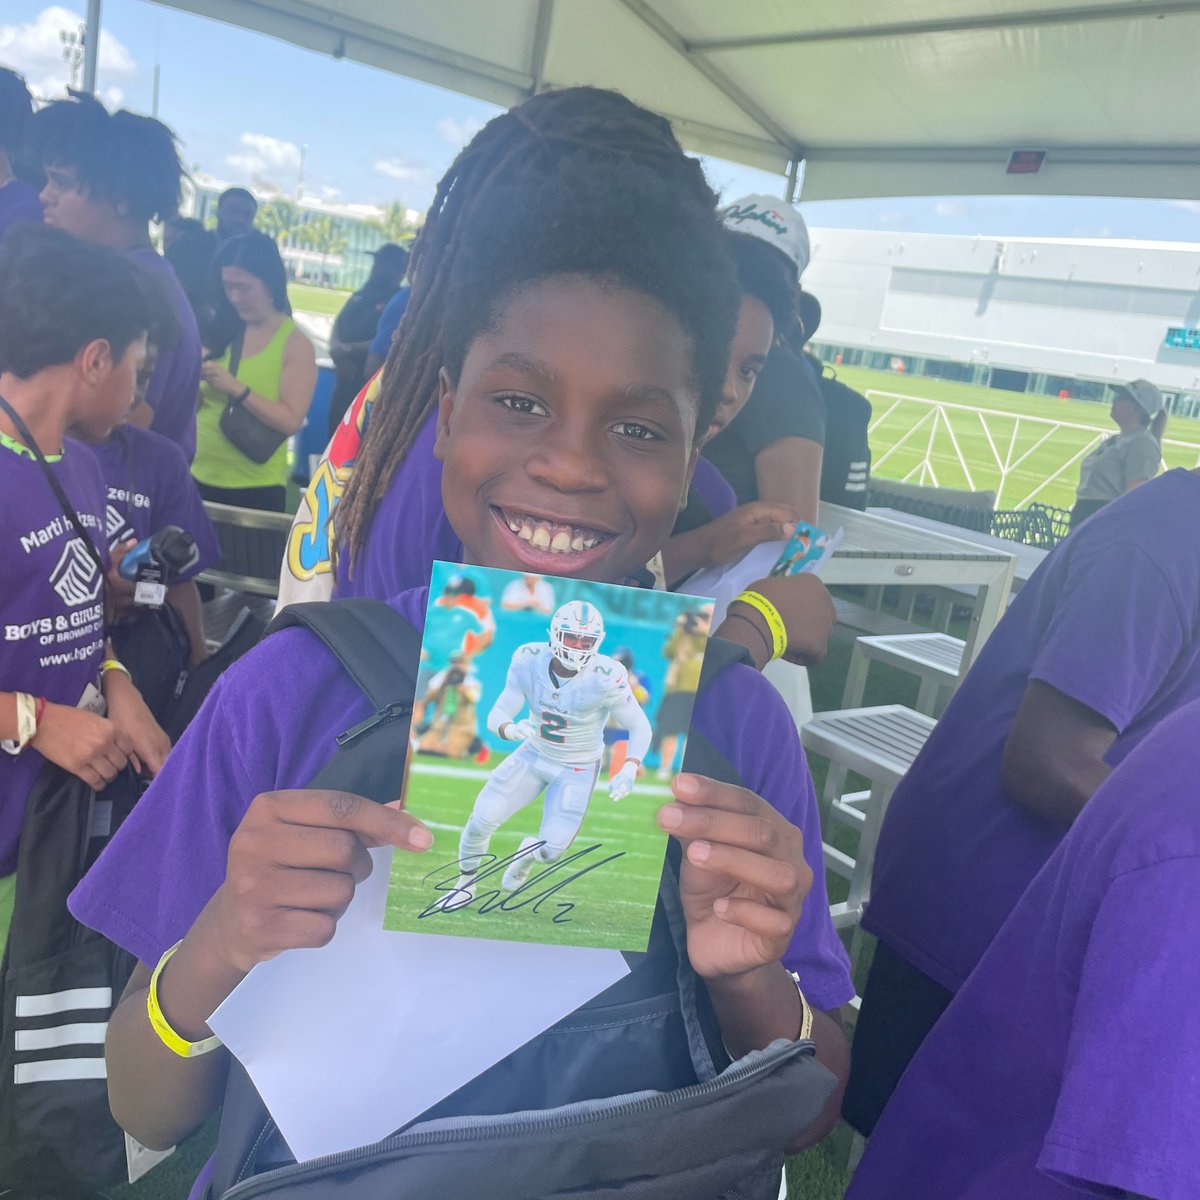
[368,200,417,246]
[297,215,348,284]
[256,199,299,246]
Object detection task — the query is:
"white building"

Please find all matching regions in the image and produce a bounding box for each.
[805,229,1200,418]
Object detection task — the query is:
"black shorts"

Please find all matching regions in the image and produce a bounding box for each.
[841,940,953,1136]
[654,691,694,740]
[1070,497,1107,528]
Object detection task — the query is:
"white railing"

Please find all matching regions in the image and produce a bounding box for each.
[867,390,1200,509]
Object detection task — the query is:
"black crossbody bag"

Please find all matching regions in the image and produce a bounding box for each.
[218,332,290,465]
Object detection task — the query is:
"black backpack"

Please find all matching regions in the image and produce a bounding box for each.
[206,599,835,1200]
[0,765,144,1193]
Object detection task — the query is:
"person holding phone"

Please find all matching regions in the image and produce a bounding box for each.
[192,233,316,512]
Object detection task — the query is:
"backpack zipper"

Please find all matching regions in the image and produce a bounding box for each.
[335,702,412,747]
[220,1037,813,1198]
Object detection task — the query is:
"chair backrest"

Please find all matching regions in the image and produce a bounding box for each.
[198,501,293,598]
[866,478,996,532]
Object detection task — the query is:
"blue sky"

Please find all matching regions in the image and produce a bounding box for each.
[4,1,1200,242]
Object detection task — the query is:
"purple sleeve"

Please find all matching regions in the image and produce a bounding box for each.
[1040,860,1200,1199]
[693,665,854,1011]
[691,458,737,520]
[1029,544,1186,732]
[148,437,221,577]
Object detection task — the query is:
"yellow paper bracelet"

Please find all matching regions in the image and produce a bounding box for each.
[147,942,223,1059]
[733,590,787,661]
[100,659,131,679]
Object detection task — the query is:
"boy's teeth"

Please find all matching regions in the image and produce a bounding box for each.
[502,510,608,555]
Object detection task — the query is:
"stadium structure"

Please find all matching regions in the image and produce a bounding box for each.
[806,229,1200,418]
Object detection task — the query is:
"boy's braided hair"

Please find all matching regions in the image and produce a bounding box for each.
[337,86,733,575]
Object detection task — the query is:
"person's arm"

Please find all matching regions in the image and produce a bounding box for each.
[660,502,796,588]
[242,330,317,435]
[718,574,836,670]
[610,688,652,766]
[486,664,528,740]
[104,789,434,1150]
[166,580,207,667]
[657,773,848,1151]
[1,691,133,790]
[200,331,317,436]
[754,437,823,526]
[363,350,387,380]
[103,655,172,776]
[1001,680,1116,825]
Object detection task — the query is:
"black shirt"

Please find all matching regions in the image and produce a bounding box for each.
[702,344,826,504]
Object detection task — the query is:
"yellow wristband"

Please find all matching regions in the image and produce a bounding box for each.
[100,659,131,680]
[147,941,223,1059]
[733,591,787,661]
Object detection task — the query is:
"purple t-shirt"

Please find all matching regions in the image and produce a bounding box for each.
[70,586,853,1011]
[848,697,1200,1200]
[83,424,219,578]
[128,248,202,464]
[334,410,462,600]
[690,457,737,520]
[865,468,1200,991]
[0,178,42,241]
[0,438,109,872]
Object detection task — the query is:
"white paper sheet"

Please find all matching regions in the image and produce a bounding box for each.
[685,540,788,627]
[208,846,629,1163]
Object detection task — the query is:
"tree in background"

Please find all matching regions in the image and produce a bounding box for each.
[256,199,300,246]
[296,215,348,285]
[368,200,418,246]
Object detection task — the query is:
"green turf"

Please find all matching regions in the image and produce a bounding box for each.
[833,365,1200,511]
[385,754,669,951]
[286,281,351,316]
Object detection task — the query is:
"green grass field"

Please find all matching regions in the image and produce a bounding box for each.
[287,281,350,316]
[832,365,1200,511]
[386,755,670,951]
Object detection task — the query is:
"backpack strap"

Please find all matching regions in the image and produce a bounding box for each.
[697,635,754,688]
[266,599,422,711]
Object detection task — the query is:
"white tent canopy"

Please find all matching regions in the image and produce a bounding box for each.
[146,0,1200,201]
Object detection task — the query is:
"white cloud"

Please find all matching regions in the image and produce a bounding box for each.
[0,5,136,104]
[374,157,434,187]
[1167,199,1200,214]
[435,115,484,149]
[319,183,342,201]
[934,199,969,218]
[227,132,302,175]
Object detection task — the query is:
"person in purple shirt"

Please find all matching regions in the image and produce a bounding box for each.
[844,465,1200,1135]
[33,95,203,462]
[77,422,221,665]
[70,101,852,1172]
[0,227,170,913]
[847,696,1200,1200]
[0,67,41,242]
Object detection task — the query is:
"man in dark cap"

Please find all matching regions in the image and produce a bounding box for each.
[327,242,409,433]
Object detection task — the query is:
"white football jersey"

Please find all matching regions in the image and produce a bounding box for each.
[506,643,633,765]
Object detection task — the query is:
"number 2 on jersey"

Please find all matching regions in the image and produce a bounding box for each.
[539,712,568,743]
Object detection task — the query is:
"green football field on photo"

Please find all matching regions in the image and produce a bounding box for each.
[384,753,671,952]
[833,365,1200,511]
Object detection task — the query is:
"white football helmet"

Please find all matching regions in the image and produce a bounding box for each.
[549,600,605,670]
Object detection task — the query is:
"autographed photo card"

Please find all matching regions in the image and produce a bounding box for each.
[385,562,713,952]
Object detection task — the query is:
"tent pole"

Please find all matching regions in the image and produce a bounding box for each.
[785,158,799,203]
[82,0,102,95]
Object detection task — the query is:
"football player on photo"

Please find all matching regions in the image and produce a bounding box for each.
[455,600,652,894]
